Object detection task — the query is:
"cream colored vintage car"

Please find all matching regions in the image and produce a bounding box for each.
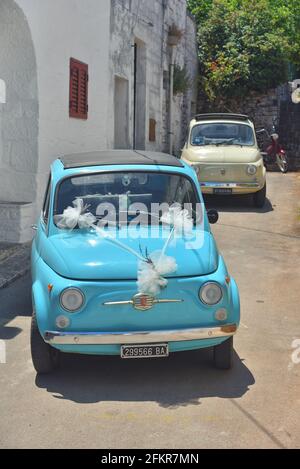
[181,114,267,207]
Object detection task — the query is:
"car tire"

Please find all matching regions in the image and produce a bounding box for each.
[31,309,60,374]
[213,337,233,370]
[253,183,266,208]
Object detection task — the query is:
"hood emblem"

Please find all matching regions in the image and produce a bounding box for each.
[132,293,155,311]
[221,168,226,176]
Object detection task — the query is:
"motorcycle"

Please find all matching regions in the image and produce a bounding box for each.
[257,121,289,173]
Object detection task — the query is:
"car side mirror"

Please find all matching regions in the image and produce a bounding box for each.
[207,209,219,224]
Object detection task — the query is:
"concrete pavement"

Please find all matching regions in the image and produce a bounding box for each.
[0,172,299,449]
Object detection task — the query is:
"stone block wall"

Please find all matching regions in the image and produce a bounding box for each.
[109,0,198,155]
[0,202,34,243]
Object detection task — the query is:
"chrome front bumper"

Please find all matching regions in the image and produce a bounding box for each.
[200,182,260,189]
[44,324,237,346]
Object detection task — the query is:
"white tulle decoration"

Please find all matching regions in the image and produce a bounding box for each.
[137,252,177,295]
[161,205,194,237]
[54,199,96,230]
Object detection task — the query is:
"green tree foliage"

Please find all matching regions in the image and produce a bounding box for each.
[173,65,191,95]
[187,0,300,104]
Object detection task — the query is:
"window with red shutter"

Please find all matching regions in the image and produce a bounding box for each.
[69,58,88,119]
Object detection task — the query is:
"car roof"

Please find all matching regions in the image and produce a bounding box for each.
[59,150,184,170]
[193,113,252,123]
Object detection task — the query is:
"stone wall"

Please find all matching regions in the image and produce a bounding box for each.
[109,0,198,155]
[179,12,198,152]
[0,202,34,243]
[162,5,198,155]
[198,88,281,133]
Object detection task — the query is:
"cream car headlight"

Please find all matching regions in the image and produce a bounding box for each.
[199,282,223,306]
[60,288,84,312]
[247,164,257,175]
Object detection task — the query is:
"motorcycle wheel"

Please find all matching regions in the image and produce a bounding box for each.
[276,153,288,173]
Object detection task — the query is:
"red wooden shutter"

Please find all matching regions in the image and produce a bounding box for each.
[69,58,88,119]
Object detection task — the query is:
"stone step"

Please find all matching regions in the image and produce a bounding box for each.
[0,202,35,244]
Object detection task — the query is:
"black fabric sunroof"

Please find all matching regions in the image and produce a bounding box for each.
[59,150,183,169]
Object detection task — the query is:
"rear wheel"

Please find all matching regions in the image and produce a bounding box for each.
[253,183,266,208]
[31,308,60,374]
[276,153,288,173]
[213,337,233,370]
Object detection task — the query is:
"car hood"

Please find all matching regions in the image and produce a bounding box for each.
[183,146,261,164]
[43,227,219,280]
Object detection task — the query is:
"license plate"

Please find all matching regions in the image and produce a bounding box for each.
[213,188,233,194]
[121,344,169,359]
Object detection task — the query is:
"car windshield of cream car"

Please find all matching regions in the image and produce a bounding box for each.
[191,122,255,147]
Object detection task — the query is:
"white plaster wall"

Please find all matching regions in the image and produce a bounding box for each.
[16,0,111,214]
[0,110,3,166]
[0,0,38,204]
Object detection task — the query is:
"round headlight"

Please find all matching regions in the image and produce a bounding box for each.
[247,164,257,175]
[60,288,84,312]
[200,282,223,306]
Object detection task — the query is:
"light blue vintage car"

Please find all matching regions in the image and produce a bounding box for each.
[31,150,240,374]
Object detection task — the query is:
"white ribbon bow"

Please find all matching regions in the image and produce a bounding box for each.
[137,252,177,296]
[160,204,194,237]
[54,199,96,230]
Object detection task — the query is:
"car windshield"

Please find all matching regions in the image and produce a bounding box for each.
[191,123,255,147]
[54,172,200,227]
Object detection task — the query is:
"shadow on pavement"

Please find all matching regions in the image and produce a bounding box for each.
[35,349,255,409]
[0,326,22,340]
[0,272,32,329]
[204,195,274,214]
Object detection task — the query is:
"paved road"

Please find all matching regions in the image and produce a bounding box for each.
[0,172,299,449]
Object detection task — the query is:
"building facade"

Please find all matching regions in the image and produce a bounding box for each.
[0,0,198,243]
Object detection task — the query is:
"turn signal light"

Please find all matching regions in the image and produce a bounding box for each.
[221,325,237,334]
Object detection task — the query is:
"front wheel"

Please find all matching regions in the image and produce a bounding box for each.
[253,183,267,208]
[276,153,288,173]
[213,337,233,370]
[31,309,60,374]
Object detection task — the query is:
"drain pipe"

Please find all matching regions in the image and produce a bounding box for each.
[169,46,175,155]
